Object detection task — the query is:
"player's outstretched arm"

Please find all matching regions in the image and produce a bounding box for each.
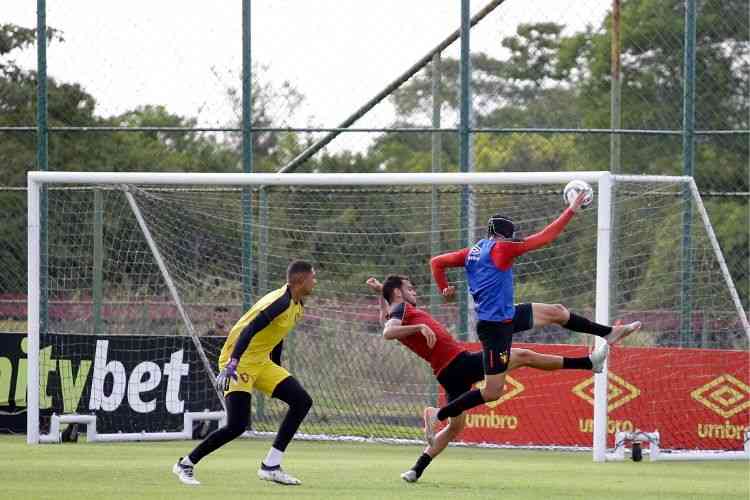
[430,249,469,301]
[382,320,437,348]
[514,191,587,254]
[366,277,389,326]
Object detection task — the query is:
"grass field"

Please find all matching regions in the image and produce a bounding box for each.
[1,435,748,499]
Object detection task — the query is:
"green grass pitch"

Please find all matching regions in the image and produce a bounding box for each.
[2,435,748,499]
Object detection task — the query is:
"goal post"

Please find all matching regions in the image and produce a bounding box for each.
[26,171,748,460]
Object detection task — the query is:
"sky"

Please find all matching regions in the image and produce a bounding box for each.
[6,1,610,149]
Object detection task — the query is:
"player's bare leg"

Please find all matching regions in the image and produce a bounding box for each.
[508,346,608,374]
[403,414,466,483]
[531,303,641,346]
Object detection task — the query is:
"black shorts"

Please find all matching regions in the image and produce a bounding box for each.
[476,303,533,375]
[437,351,485,404]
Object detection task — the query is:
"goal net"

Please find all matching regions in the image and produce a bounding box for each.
[27,172,748,460]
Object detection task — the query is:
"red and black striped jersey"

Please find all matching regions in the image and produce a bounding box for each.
[388,302,464,376]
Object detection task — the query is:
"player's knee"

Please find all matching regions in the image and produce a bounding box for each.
[297,390,313,413]
[289,388,312,416]
[513,348,532,366]
[448,417,466,436]
[224,420,246,440]
[481,385,504,401]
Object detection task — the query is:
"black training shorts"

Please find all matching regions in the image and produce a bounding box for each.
[437,351,485,404]
[475,303,533,375]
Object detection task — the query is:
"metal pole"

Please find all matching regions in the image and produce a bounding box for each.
[242,0,254,311]
[609,0,622,328]
[593,173,613,462]
[241,0,263,421]
[278,0,508,173]
[430,51,443,314]
[610,0,622,175]
[27,179,41,444]
[458,0,472,342]
[430,51,442,406]
[36,0,49,339]
[93,189,104,334]
[680,0,696,345]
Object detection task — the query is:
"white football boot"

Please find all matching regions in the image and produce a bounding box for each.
[401,469,419,483]
[172,458,200,486]
[604,321,642,345]
[589,343,609,374]
[257,466,302,485]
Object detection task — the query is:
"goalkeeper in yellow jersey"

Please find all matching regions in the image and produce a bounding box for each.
[173,260,317,486]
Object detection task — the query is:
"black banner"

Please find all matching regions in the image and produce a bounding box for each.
[0,332,223,434]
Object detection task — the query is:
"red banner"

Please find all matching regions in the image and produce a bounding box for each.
[440,343,749,450]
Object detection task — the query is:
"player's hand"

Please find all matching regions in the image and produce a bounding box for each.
[420,325,437,349]
[366,277,383,293]
[216,358,239,391]
[441,286,456,302]
[569,191,587,213]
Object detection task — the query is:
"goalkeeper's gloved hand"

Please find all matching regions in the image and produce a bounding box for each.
[216,358,239,391]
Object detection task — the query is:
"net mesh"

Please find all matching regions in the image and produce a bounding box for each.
[37,178,747,449]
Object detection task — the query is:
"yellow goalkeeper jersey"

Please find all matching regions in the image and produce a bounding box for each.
[218,284,303,367]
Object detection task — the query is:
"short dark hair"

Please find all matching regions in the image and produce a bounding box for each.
[214,306,229,313]
[382,274,410,303]
[287,260,314,283]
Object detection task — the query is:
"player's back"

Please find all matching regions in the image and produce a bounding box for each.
[219,285,303,366]
[465,239,515,321]
[390,302,463,375]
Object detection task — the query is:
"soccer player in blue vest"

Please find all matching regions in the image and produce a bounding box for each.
[422,192,641,443]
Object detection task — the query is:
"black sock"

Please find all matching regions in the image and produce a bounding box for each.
[562,356,593,370]
[437,389,485,420]
[565,313,612,337]
[412,453,433,478]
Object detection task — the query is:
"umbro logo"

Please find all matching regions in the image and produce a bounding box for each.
[691,374,750,419]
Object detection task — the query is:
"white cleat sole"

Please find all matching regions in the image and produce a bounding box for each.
[606,321,642,345]
[589,343,609,374]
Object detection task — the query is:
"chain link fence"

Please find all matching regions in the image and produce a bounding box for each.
[2,2,747,336]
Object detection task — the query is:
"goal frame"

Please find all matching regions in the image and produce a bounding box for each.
[26,171,749,462]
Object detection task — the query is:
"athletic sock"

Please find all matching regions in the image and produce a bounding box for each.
[437,389,485,420]
[562,356,593,370]
[263,447,284,468]
[412,453,433,478]
[565,313,612,337]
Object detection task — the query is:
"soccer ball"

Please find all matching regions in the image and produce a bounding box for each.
[563,180,594,209]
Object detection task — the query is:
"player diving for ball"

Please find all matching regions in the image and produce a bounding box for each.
[367,273,611,482]
[421,191,642,449]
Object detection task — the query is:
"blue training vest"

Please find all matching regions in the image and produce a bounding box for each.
[465,239,515,321]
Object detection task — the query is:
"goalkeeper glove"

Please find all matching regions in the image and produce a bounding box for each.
[216,358,239,391]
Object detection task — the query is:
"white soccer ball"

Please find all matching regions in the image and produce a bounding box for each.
[563,180,594,209]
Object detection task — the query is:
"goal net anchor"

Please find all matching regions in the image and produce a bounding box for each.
[38,410,228,444]
[607,430,750,462]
